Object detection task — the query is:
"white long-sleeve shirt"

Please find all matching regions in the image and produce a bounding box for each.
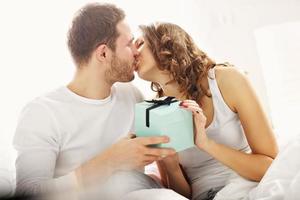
[13,83,143,196]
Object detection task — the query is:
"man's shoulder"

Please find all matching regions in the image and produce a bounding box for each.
[21,87,69,115]
[114,83,144,103]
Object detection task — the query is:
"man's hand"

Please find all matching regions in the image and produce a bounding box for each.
[75,134,175,187]
[107,134,176,170]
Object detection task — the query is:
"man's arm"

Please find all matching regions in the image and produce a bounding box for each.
[13,101,69,196]
[14,101,176,196]
[75,134,176,188]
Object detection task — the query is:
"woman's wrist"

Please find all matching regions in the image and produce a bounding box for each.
[159,159,181,171]
[205,139,217,153]
[197,137,216,152]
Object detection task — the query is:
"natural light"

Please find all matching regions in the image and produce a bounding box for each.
[0,0,299,198]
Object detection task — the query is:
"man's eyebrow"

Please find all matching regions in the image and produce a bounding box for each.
[128,36,134,44]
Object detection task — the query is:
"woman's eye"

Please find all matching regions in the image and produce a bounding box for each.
[135,39,144,48]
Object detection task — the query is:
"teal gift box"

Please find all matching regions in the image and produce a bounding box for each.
[135,97,194,152]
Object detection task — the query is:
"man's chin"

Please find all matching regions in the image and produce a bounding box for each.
[128,74,135,82]
[118,74,135,83]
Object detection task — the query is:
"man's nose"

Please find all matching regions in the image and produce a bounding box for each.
[133,46,140,57]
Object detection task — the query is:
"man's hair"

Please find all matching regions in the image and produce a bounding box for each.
[67,3,125,66]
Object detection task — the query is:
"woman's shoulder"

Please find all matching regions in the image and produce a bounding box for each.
[214,65,250,91]
[213,65,250,111]
[214,65,247,83]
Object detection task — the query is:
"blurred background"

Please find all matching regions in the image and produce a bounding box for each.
[0,0,299,197]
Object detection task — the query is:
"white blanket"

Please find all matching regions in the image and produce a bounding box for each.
[0,147,15,198]
[248,134,300,200]
[124,189,188,200]
[2,135,300,200]
[206,134,300,200]
[213,173,257,200]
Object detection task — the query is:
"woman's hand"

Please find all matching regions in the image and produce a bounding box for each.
[180,100,211,150]
[157,153,180,188]
[159,153,180,169]
[156,152,191,197]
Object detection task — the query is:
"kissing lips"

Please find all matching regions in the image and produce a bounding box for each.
[133,60,139,71]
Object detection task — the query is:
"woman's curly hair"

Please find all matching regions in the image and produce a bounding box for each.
[139,22,217,102]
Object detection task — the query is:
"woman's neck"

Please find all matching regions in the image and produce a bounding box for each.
[158,81,185,100]
[157,73,209,103]
[151,71,183,100]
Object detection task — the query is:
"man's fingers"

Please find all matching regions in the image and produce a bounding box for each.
[127,133,136,139]
[143,155,160,164]
[137,136,170,145]
[145,147,176,157]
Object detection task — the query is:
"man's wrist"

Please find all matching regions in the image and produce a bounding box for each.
[102,147,120,172]
[74,164,87,189]
[74,150,118,188]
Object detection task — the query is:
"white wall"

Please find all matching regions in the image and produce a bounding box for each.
[181,0,300,120]
[255,22,300,142]
[0,0,299,196]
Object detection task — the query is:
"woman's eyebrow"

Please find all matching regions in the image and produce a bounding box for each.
[135,38,144,47]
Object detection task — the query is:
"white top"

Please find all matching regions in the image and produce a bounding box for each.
[13,83,143,196]
[178,68,251,199]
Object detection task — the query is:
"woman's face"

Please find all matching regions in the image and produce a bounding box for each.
[134,36,159,82]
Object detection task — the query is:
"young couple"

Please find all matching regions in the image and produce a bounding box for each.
[13,2,278,200]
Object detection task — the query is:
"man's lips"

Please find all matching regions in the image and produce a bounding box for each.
[133,60,140,71]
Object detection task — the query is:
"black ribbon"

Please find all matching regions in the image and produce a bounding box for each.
[145,96,178,127]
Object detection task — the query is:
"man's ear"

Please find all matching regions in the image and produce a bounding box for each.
[95,44,109,62]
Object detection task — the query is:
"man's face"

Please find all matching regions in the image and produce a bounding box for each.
[106,21,139,83]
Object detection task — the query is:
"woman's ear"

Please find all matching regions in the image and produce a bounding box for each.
[95,44,109,62]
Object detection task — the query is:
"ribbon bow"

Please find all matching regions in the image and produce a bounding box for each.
[145,96,178,127]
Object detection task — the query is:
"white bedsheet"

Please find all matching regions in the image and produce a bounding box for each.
[86,133,300,200]
[2,134,300,200]
[213,173,257,200]
[124,189,188,200]
[0,146,15,198]
[209,133,300,200]
[248,134,300,200]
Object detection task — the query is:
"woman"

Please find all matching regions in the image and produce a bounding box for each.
[134,22,278,200]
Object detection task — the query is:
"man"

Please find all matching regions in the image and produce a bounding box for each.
[13,3,176,199]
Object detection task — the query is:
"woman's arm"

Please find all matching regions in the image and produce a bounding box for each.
[181,67,278,182]
[156,154,191,198]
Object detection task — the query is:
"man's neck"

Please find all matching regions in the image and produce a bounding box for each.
[67,67,112,100]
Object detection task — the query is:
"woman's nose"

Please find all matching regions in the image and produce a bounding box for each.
[133,46,140,57]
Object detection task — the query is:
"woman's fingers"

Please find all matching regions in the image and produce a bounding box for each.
[180,100,199,107]
[180,106,201,115]
[180,103,203,115]
[181,99,197,104]
[180,102,207,128]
